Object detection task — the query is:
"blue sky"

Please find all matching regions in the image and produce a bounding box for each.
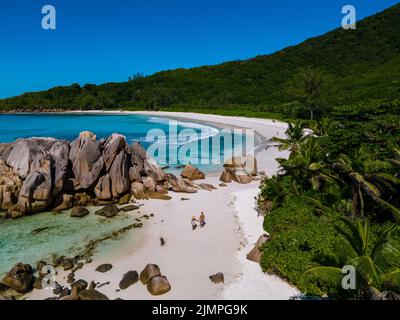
[0,0,398,98]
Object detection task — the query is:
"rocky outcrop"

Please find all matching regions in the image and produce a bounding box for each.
[180,165,205,181]
[246,234,270,263]
[0,132,208,218]
[69,132,103,190]
[166,174,197,193]
[219,156,258,184]
[0,263,33,293]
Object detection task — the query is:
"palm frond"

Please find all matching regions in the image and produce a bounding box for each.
[373,197,400,222]
[350,172,381,198]
[300,267,343,289]
[382,269,400,288]
[348,256,382,286]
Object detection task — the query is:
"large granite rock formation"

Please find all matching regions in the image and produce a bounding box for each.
[0,131,202,218]
[219,155,258,184]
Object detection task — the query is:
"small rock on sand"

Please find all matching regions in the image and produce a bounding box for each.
[139,264,161,284]
[146,276,171,296]
[78,289,109,300]
[209,273,224,284]
[95,264,113,273]
[119,271,139,290]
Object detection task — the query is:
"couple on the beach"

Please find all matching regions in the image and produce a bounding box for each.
[191,212,206,230]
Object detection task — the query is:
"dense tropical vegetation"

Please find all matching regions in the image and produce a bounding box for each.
[258,105,400,299]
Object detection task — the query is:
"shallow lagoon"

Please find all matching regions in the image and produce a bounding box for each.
[0,208,140,275]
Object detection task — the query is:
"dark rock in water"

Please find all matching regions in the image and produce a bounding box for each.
[30,226,50,235]
[71,279,88,295]
[146,276,171,296]
[61,258,75,271]
[181,197,190,201]
[95,264,113,273]
[95,204,119,218]
[0,263,33,293]
[120,204,140,212]
[70,206,90,218]
[119,270,139,290]
[209,273,224,284]
[139,264,161,285]
[53,282,63,295]
[78,289,109,300]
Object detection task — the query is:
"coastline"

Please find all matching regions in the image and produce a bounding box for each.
[15,110,298,300]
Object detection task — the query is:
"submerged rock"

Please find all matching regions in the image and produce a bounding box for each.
[120,204,140,212]
[95,204,119,218]
[70,206,90,218]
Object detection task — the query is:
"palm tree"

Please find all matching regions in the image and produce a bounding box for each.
[300,218,400,299]
[310,118,336,137]
[332,147,400,220]
[279,138,340,193]
[268,121,309,152]
[287,67,331,120]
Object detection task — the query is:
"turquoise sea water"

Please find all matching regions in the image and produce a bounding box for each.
[0,208,140,276]
[0,113,248,172]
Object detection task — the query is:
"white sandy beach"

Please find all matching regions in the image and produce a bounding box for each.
[26,111,299,300]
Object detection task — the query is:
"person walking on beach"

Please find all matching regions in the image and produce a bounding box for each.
[191,216,198,231]
[199,212,206,228]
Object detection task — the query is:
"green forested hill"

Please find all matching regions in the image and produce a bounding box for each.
[1,3,399,113]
